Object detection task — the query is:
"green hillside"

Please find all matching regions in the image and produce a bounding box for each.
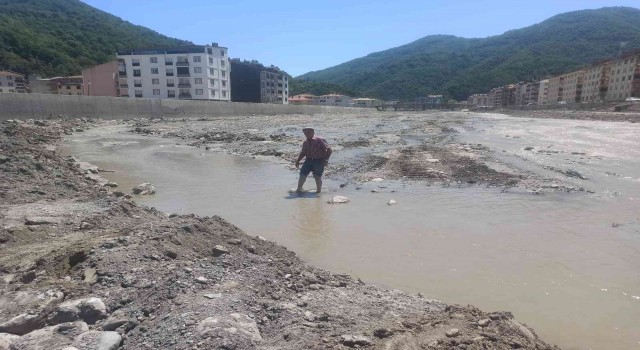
[0,0,191,76]
[298,7,640,100]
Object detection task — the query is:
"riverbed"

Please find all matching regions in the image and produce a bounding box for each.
[62,112,640,350]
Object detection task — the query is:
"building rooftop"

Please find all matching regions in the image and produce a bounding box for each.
[117,44,228,56]
[0,70,25,77]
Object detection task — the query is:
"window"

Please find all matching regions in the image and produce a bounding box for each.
[135,90,143,97]
[222,71,226,78]
[166,68,174,76]
[152,79,160,85]
[153,89,160,95]
[167,79,175,87]
[168,90,176,97]
[9,82,14,87]
[66,85,70,89]
[76,86,81,89]
[222,91,227,98]
[165,58,173,65]
[209,57,213,64]
[134,80,142,87]
[209,79,215,86]
[177,67,189,75]
[207,48,212,54]
[210,89,216,97]
[150,57,158,63]
[222,80,226,87]
[9,89,14,93]
[132,58,140,66]
[194,67,202,74]
[0,89,2,92]
[133,69,141,77]
[193,56,201,62]
[6,76,12,81]
[220,50,225,57]
[196,89,203,95]
[195,78,202,84]
[221,60,226,67]
[151,68,159,74]
[209,68,215,75]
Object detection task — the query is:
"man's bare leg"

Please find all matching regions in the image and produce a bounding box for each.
[296,175,307,192]
[314,176,322,193]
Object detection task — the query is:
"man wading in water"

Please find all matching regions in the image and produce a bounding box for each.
[295,127,332,193]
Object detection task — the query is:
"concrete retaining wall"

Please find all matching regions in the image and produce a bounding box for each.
[0,94,370,121]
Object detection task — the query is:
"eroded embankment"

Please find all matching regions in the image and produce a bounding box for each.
[0,118,558,349]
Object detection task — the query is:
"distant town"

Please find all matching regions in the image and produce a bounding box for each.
[1,43,639,108]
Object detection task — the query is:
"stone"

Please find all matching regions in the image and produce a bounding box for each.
[373,328,394,338]
[9,321,88,350]
[370,189,379,193]
[327,196,350,204]
[25,217,60,225]
[226,239,242,245]
[101,311,137,332]
[446,328,460,337]
[72,331,122,350]
[340,335,372,347]
[195,276,208,284]
[478,318,491,327]
[132,183,155,195]
[83,268,97,284]
[387,199,397,206]
[163,250,178,259]
[103,182,118,188]
[203,293,222,299]
[370,178,384,182]
[426,158,440,163]
[524,147,534,151]
[19,271,36,284]
[0,333,19,350]
[0,313,43,335]
[49,298,108,325]
[197,314,262,342]
[212,245,229,257]
[79,222,93,230]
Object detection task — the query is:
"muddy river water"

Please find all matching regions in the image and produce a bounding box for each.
[63,112,640,350]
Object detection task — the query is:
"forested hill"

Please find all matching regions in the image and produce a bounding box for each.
[0,0,191,76]
[298,7,640,100]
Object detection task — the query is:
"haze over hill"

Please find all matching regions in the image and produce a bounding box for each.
[298,7,640,100]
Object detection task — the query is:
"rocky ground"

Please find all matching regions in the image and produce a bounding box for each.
[0,118,559,349]
[496,108,640,122]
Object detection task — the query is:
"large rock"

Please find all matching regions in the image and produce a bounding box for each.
[49,298,107,325]
[0,313,43,335]
[101,310,137,332]
[8,321,88,350]
[0,333,19,350]
[132,183,155,195]
[72,331,121,350]
[197,313,262,342]
[327,196,350,204]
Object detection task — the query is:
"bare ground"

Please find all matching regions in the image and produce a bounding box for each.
[0,118,559,349]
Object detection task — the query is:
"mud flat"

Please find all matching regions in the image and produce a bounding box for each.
[0,118,558,349]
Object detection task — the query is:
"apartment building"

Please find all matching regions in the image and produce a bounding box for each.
[515,82,541,105]
[0,71,29,93]
[606,53,640,101]
[537,79,549,104]
[116,44,230,100]
[313,94,352,107]
[260,71,288,104]
[416,95,443,104]
[580,61,610,103]
[82,61,119,97]
[29,76,82,95]
[562,70,585,103]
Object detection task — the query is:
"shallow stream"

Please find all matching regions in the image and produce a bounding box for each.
[62,113,640,350]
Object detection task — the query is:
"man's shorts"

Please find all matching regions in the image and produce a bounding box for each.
[300,159,325,177]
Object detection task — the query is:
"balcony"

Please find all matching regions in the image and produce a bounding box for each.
[178,93,192,99]
[132,62,140,66]
[167,83,175,87]
[168,94,176,98]
[177,73,190,77]
[119,83,129,88]
[133,73,141,77]
[135,94,143,98]
[165,61,173,66]
[176,61,190,66]
[166,73,174,77]
[177,83,191,88]
[134,84,142,88]
[119,72,127,77]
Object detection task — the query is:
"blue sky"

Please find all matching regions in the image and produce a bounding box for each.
[82,0,640,76]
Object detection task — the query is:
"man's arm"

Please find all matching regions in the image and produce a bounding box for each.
[323,147,332,165]
[295,150,305,169]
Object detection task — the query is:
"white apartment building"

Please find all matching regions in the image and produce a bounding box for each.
[116,44,230,101]
[537,79,549,104]
[0,70,28,94]
[606,53,640,102]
